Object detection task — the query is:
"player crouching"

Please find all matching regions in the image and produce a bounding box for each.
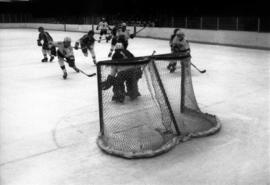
[74,30,97,65]
[37,27,56,62]
[101,43,142,103]
[49,37,80,79]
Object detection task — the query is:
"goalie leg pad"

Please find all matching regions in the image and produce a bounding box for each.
[112,72,127,102]
[124,69,141,100]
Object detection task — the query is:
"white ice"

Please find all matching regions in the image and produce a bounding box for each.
[0,29,269,185]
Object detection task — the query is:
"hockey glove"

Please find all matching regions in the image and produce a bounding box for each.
[37,40,42,46]
[101,75,115,90]
[74,42,79,50]
[130,34,135,39]
[106,35,112,42]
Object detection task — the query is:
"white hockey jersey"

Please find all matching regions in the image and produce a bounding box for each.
[98,21,109,30]
[51,41,74,58]
[171,36,190,56]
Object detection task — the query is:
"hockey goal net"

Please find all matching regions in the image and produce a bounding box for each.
[96,53,221,158]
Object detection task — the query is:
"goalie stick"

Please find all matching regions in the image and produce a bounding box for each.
[191,63,206,73]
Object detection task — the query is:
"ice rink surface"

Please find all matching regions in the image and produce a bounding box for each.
[0,29,269,185]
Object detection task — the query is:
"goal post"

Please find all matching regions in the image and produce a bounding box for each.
[96,53,221,158]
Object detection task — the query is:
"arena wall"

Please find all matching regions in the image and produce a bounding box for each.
[1,23,269,50]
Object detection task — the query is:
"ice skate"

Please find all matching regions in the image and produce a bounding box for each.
[41,57,48,62]
[63,71,67,79]
[49,56,54,62]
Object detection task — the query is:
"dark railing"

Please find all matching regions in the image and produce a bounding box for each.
[0,13,269,33]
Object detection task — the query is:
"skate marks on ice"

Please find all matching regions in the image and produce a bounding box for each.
[52,106,99,149]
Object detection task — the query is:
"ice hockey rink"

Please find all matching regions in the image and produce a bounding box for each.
[0,29,269,185]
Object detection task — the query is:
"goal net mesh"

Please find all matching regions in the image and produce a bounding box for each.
[96,54,221,158]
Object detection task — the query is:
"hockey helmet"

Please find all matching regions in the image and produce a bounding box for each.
[38,27,44,32]
[88,30,94,36]
[64,37,71,43]
[176,29,185,38]
[121,22,127,27]
[173,28,180,35]
[63,37,71,48]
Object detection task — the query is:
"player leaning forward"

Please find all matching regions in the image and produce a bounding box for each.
[49,37,80,79]
[101,43,142,103]
[108,23,135,57]
[74,30,97,65]
[37,27,56,62]
[167,29,191,73]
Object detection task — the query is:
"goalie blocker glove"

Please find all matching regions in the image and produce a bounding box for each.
[101,75,115,90]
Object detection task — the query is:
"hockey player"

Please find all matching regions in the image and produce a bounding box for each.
[49,37,80,79]
[37,27,56,62]
[107,22,135,57]
[96,18,109,43]
[167,29,191,73]
[167,28,179,71]
[101,43,142,103]
[107,24,120,57]
[169,28,180,50]
[74,30,97,65]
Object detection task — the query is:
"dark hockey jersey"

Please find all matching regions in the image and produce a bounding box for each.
[37,32,53,44]
[79,34,95,46]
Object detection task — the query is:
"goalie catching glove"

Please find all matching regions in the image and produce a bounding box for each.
[101,75,115,90]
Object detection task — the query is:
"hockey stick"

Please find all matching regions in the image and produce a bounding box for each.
[77,68,96,77]
[135,26,147,35]
[191,62,206,73]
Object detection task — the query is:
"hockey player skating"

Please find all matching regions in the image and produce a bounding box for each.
[37,27,56,62]
[96,18,110,43]
[108,22,135,57]
[74,30,97,65]
[49,37,80,79]
[169,28,179,51]
[167,29,191,73]
[107,24,120,57]
[167,28,179,71]
[101,43,142,103]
